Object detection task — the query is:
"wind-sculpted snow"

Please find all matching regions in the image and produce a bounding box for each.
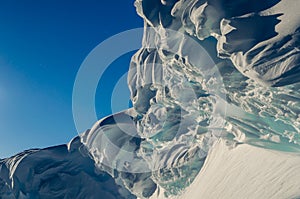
[0,137,135,199]
[136,0,300,86]
[1,0,300,198]
[84,5,300,197]
[84,0,299,197]
[83,25,228,196]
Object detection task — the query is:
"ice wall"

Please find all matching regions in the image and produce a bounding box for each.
[0,0,299,198]
[85,0,300,197]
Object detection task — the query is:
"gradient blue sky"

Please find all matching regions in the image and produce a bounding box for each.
[0,0,143,158]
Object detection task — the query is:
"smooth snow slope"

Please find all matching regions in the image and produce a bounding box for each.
[180,140,300,199]
[147,140,300,199]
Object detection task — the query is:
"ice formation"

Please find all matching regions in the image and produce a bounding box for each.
[1,0,300,198]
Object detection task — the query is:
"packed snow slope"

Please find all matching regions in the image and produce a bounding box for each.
[1,0,300,198]
[178,140,300,199]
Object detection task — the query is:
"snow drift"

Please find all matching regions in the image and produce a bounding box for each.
[0,137,135,199]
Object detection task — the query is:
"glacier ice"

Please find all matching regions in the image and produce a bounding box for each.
[85,0,300,197]
[1,0,300,198]
[82,0,300,196]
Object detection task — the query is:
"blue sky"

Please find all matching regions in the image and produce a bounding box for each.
[0,0,143,158]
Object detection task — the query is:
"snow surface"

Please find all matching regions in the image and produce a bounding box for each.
[180,140,300,199]
[148,140,300,199]
[1,0,300,198]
